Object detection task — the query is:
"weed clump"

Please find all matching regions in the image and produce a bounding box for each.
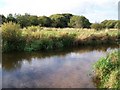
[94,51,120,88]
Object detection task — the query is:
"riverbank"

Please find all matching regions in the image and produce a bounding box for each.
[1,23,119,52]
[93,50,120,88]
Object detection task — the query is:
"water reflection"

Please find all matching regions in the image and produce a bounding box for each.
[2,45,118,88]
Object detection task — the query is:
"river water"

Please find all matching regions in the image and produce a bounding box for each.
[2,45,118,88]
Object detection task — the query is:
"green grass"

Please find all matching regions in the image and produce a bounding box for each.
[22,27,118,48]
[93,50,120,88]
[1,25,119,52]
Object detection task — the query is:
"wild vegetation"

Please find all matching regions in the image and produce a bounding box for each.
[1,13,120,29]
[1,22,118,52]
[93,51,120,88]
[1,13,119,88]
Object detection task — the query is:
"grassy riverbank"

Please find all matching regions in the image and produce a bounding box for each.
[93,50,120,88]
[1,22,119,52]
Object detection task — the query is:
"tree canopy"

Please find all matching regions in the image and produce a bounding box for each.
[38,16,51,27]
[69,16,91,28]
[0,13,119,29]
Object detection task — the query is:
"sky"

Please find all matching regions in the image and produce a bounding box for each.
[0,0,119,22]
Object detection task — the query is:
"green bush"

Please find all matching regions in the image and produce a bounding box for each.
[2,22,25,52]
[91,23,103,30]
[2,22,21,41]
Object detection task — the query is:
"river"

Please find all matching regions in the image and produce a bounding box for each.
[2,45,118,88]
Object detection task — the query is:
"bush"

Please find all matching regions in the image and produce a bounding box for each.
[2,22,25,52]
[2,22,21,41]
[38,16,51,27]
[91,23,103,30]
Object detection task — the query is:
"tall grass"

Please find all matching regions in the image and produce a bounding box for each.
[2,22,26,52]
[93,51,120,88]
[1,22,119,52]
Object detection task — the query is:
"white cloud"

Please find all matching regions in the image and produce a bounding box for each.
[0,0,119,22]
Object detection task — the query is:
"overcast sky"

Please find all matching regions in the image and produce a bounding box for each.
[0,0,119,22]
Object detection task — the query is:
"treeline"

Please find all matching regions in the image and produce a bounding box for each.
[91,20,120,30]
[0,13,120,29]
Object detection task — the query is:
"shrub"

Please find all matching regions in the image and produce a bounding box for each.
[91,23,103,30]
[2,22,21,41]
[2,22,25,52]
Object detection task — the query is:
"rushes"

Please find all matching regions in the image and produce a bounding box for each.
[94,51,120,88]
[1,23,118,52]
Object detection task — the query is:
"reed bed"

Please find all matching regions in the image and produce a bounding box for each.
[93,51,120,88]
[1,24,119,52]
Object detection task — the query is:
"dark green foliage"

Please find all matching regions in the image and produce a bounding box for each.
[59,34,75,47]
[105,20,117,29]
[2,13,119,29]
[101,20,118,29]
[3,39,26,52]
[6,14,17,23]
[50,14,67,28]
[91,23,104,30]
[50,13,73,28]
[0,14,6,23]
[29,15,39,26]
[69,15,91,28]
[61,13,73,27]
[16,13,31,28]
[114,20,120,29]
[38,16,51,27]
[24,39,54,51]
[24,34,75,52]
[101,20,108,28]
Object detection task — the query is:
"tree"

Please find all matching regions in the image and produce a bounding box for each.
[101,20,108,28]
[0,14,6,23]
[68,15,91,28]
[91,23,103,30]
[38,16,51,27]
[114,20,120,29]
[29,15,39,26]
[62,13,73,27]
[50,14,67,28]
[101,20,117,29]
[16,13,31,28]
[105,20,116,29]
[6,14,17,23]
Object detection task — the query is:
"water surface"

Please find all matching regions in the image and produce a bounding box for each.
[2,45,118,88]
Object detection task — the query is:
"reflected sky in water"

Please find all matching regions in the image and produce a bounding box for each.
[1,45,118,88]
